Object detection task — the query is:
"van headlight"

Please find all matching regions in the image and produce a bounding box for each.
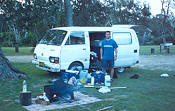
[49,57,59,64]
[33,53,37,59]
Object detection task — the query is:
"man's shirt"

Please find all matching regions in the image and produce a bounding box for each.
[101,39,118,60]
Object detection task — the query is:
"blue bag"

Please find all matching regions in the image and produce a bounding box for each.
[91,71,106,83]
[61,71,79,83]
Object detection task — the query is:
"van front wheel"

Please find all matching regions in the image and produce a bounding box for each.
[117,67,126,73]
[68,62,84,72]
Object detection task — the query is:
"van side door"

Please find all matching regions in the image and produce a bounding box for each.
[60,31,90,70]
[112,32,135,67]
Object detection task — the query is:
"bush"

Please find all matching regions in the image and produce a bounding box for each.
[21,32,36,46]
[0,32,15,47]
[152,36,163,45]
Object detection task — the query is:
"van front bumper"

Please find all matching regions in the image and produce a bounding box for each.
[32,59,61,72]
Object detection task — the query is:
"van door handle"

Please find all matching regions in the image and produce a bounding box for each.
[83,48,86,50]
[134,50,137,53]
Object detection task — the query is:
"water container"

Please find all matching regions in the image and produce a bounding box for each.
[23,80,27,92]
[80,70,88,83]
[105,75,111,86]
[43,92,50,101]
[91,77,95,85]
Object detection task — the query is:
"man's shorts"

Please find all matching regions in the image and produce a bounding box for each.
[101,59,114,70]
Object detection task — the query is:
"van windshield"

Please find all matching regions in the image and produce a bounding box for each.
[39,30,67,46]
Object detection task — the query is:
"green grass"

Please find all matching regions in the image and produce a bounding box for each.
[1,45,175,56]
[1,47,34,56]
[0,63,175,111]
[140,45,175,55]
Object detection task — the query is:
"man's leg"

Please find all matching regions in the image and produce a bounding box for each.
[107,60,114,80]
[102,60,107,73]
[110,68,114,80]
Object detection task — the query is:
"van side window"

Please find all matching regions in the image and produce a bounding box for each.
[66,32,85,45]
[113,32,132,45]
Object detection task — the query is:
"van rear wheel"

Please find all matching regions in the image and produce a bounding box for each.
[68,62,84,72]
[117,67,126,73]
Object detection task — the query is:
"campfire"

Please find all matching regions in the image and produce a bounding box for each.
[41,78,75,103]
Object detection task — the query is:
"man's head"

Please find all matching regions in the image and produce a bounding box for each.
[105,31,111,40]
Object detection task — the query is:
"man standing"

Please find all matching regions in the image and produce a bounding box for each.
[100,31,118,81]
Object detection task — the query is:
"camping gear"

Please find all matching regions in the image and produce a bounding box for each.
[23,80,27,92]
[44,79,74,102]
[35,98,50,105]
[98,86,111,93]
[68,76,77,85]
[110,87,127,89]
[160,73,169,77]
[105,75,111,86]
[91,76,95,85]
[91,71,106,83]
[35,92,50,105]
[80,70,89,83]
[130,74,139,79]
[20,91,31,106]
[61,71,79,83]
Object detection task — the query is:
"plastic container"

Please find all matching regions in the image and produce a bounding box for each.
[80,70,88,83]
[43,92,50,101]
[91,77,95,85]
[105,75,111,86]
[23,80,27,92]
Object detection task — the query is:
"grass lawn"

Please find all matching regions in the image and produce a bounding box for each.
[140,45,175,55]
[1,45,175,56]
[0,63,175,111]
[1,47,33,56]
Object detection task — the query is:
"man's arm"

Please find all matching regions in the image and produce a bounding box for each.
[100,48,103,60]
[114,48,118,61]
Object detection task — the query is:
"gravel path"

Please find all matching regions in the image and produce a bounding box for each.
[134,55,175,71]
[6,55,175,71]
[6,55,33,63]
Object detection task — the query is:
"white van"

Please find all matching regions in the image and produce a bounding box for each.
[32,26,139,73]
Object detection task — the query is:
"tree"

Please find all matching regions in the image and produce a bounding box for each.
[0,0,64,46]
[160,0,172,43]
[0,47,28,80]
[72,0,107,26]
[64,0,73,26]
[105,0,151,26]
[1,0,24,52]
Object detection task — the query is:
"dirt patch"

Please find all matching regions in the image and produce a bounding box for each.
[6,55,33,63]
[6,55,175,71]
[134,55,175,71]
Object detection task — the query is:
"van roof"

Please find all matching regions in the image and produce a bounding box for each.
[52,26,134,32]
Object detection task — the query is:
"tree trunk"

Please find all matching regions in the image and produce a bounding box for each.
[9,25,21,52]
[64,0,73,26]
[0,47,29,80]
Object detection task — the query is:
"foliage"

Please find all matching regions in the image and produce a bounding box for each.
[0,32,15,47]
[72,0,108,26]
[0,0,175,46]
[21,32,36,46]
[0,0,64,46]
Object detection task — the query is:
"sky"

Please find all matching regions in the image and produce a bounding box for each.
[137,0,175,16]
[100,0,174,16]
[139,0,162,15]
